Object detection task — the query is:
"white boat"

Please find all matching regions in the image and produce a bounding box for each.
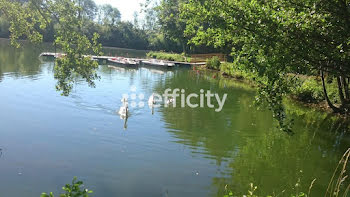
[124,58,138,66]
[108,57,138,66]
[142,59,175,67]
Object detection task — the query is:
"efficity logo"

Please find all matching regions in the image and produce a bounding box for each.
[121,86,228,112]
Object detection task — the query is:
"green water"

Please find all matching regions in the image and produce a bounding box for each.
[0,39,349,197]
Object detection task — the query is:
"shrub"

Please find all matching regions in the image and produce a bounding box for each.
[206,56,221,70]
[41,177,92,197]
[220,62,234,75]
[146,51,190,62]
[220,62,257,81]
[293,78,324,103]
[291,76,339,104]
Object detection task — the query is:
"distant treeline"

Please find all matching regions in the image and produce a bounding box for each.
[0,0,219,54]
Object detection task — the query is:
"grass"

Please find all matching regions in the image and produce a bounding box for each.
[220,62,257,82]
[325,148,350,197]
[146,51,190,62]
[213,60,341,106]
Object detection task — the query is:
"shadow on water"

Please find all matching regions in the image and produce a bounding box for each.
[0,39,148,96]
[150,70,350,196]
[0,39,54,80]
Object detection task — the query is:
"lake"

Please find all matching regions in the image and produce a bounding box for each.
[0,39,349,197]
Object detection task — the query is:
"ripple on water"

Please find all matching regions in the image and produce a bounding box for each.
[3,71,43,81]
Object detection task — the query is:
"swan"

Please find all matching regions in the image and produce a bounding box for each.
[118,98,129,117]
[148,93,156,105]
[118,105,128,117]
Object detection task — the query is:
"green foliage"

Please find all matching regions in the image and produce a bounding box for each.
[80,0,97,20]
[220,62,257,81]
[0,0,49,47]
[223,183,308,197]
[98,4,121,26]
[147,51,190,62]
[293,77,325,103]
[224,183,259,197]
[180,0,350,129]
[41,177,92,197]
[0,0,102,96]
[290,76,338,104]
[97,21,150,50]
[206,56,221,70]
[156,0,189,52]
[220,62,340,107]
[51,0,102,96]
[0,0,215,53]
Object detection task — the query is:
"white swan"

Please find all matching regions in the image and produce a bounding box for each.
[148,93,156,105]
[118,105,128,117]
[118,98,129,117]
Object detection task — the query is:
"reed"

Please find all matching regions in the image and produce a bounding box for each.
[325,148,350,197]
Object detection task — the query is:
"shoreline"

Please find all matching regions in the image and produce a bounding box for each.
[197,65,350,121]
[0,37,150,53]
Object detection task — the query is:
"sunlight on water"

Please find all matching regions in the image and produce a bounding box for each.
[0,40,349,197]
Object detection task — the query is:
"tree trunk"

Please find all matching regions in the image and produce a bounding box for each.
[337,76,346,106]
[182,42,186,54]
[321,71,339,112]
[342,76,350,100]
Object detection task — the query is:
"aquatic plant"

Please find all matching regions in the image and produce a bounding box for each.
[41,177,92,197]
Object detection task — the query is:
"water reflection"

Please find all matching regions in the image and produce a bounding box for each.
[0,39,52,80]
[151,70,350,196]
[0,40,349,197]
[108,65,138,73]
[120,115,128,130]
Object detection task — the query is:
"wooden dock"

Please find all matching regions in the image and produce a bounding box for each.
[39,52,206,66]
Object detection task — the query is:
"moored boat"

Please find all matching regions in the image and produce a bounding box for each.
[108,57,139,66]
[142,59,175,67]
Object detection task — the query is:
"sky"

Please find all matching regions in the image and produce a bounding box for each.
[94,0,146,22]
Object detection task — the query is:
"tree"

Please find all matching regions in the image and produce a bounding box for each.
[140,0,159,31]
[180,0,350,131]
[157,0,189,53]
[0,0,102,96]
[133,11,139,28]
[99,4,121,26]
[80,0,97,20]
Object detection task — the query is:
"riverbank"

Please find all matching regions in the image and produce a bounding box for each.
[196,58,349,120]
[145,52,344,116]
